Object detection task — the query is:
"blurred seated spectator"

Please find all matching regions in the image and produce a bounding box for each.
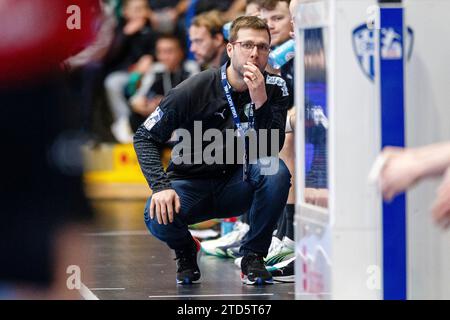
[147,0,190,34]
[189,10,228,70]
[195,0,246,22]
[129,34,199,131]
[104,0,158,143]
[104,0,157,71]
[112,0,190,32]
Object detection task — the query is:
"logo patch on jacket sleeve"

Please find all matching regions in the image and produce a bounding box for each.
[266,75,289,97]
[144,107,164,131]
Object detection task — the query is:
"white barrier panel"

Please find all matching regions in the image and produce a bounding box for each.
[294,0,381,300]
[294,0,450,299]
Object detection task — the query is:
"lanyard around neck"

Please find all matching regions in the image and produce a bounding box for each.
[220,63,254,136]
[220,63,256,181]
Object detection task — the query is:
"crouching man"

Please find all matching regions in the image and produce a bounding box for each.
[134,16,291,285]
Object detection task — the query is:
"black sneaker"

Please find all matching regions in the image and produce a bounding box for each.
[241,252,273,285]
[174,238,201,285]
[270,257,295,283]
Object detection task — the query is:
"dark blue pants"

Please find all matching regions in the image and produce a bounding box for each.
[144,158,291,256]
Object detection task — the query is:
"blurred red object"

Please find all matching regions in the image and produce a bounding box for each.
[0,0,101,86]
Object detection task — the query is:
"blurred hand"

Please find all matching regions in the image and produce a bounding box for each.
[146,95,163,113]
[380,146,422,202]
[150,189,181,225]
[124,18,147,35]
[132,55,153,73]
[131,95,162,117]
[131,96,148,115]
[431,166,450,229]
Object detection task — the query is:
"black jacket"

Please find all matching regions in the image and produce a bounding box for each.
[134,64,289,193]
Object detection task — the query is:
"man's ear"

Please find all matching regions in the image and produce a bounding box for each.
[226,42,233,59]
[213,33,225,46]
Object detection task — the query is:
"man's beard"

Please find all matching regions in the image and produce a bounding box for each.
[204,48,219,65]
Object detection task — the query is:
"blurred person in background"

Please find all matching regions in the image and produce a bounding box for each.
[111,0,190,34]
[188,10,228,70]
[260,0,292,47]
[0,0,99,299]
[103,0,158,143]
[64,0,117,138]
[194,0,246,22]
[128,34,199,131]
[147,0,190,35]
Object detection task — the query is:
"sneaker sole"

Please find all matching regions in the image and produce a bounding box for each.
[265,252,295,266]
[273,275,295,283]
[176,276,200,285]
[240,274,273,285]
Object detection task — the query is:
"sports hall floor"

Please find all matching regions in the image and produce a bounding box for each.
[82,200,295,300]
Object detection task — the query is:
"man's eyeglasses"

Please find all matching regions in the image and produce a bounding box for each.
[231,41,271,54]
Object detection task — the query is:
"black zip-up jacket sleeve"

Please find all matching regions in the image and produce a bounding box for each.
[133,132,170,193]
[133,85,190,193]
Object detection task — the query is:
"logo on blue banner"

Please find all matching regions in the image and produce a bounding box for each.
[381,27,403,59]
[352,24,414,80]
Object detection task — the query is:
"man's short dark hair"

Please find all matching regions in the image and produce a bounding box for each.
[190,10,225,37]
[157,33,183,48]
[157,33,185,53]
[123,0,148,8]
[259,0,291,10]
[246,0,267,6]
[229,16,271,44]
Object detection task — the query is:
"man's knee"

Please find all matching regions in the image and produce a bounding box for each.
[143,198,170,240]
[258,156,290,179]
[144,196,163,238]
[144,196,152,223]
[273,158,291,188]
[143,196,186,232]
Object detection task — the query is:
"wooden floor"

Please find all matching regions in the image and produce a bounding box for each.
[83,200,295,300]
